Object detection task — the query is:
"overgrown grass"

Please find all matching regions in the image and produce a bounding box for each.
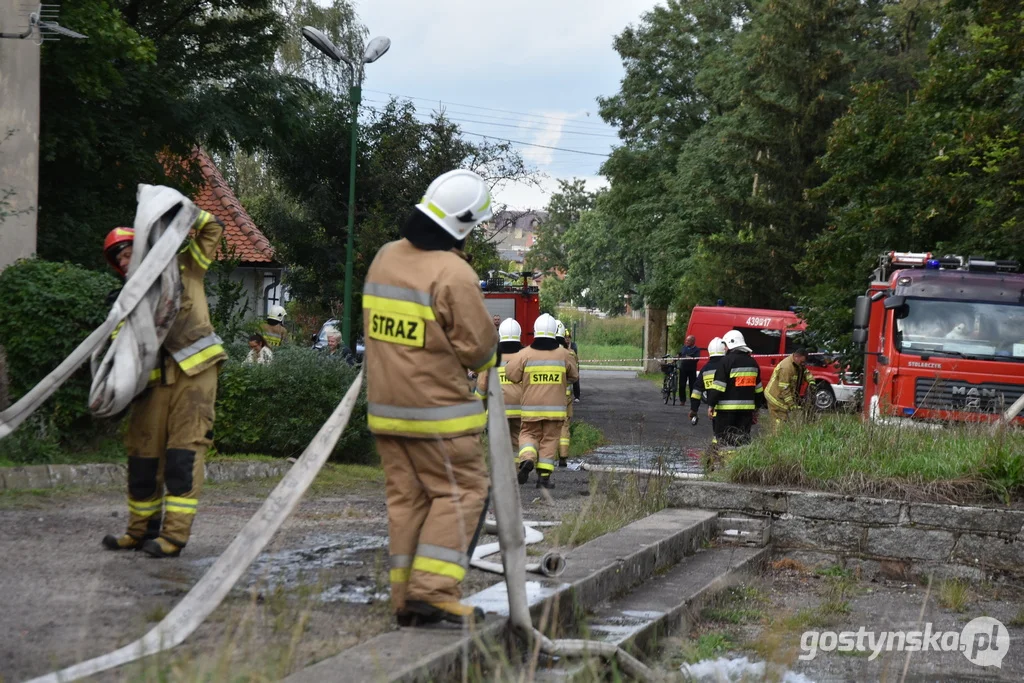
[557,310,643,346]
[576,343,643,367]
[309,463,384,493]
[556,470,670,547]
[938,579,970,612]
[720,414,1024,503]
[701,585,769,625]
[569,421,604,458]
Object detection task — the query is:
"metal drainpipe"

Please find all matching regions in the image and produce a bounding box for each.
[262,270,280,318]
[485,369,659,682]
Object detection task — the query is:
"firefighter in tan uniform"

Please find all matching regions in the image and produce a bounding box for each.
[765,348,808,428]
[505,314,579,489]
[475,318,525,453]
[556,320,575,467]
[261,305,289,347]
[363,169,498,626]
[101,211,227,558]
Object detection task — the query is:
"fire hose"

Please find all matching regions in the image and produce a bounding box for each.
[23,371,365,683]
[484,367,660,682]
[470,519,566,577]
[0,184,196,439]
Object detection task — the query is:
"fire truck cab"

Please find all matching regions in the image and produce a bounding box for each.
[852,251,1024,425]
[480,271,541,347]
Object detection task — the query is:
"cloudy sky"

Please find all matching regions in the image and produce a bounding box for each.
[352,0,660,209]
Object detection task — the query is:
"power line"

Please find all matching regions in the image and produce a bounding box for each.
[364,87,614,130]
[389,110,619,139]
[362,104,615,156]
[460,132,611,157]
[362,97,616,135]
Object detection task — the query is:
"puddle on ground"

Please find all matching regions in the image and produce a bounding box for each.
[190,532,389,605]
[586,609,664,642]
[585,445,704,475]
[465,580,569,616]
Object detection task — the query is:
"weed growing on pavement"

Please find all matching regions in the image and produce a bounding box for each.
[701,585,770,625]
[938,579,970,612]
[722,414,1024,503]
[557,468,670,547]
[1009,608,1024,627]
[569,421,604,458]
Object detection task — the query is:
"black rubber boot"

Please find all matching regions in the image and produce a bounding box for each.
[536,475,554,489]
[404,600,485,626]
[517,460,534,485]
[558,457,568,468]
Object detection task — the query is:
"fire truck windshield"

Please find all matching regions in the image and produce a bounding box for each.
[895,298,1024,362]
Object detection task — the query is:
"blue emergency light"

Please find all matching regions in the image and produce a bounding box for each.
[925,259,941,269]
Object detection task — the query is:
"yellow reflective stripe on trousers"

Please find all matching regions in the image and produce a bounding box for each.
[363,282,437,321]
[537,458,556,472]
[368,401,486,435]
[164,495,198,515]
[559,438,570,446]
[413,543,468,582]
[128,499,162,518]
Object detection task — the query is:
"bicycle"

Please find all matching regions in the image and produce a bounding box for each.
[660,357,678,405]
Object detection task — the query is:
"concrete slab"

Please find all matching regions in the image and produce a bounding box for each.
[535,545,769,682]
[283,508,717,683]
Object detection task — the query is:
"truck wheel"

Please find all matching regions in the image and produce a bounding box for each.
[813,383,836,412]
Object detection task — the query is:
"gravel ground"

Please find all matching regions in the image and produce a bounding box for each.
[0,369,724,682]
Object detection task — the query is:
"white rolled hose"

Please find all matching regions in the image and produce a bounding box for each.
[470,519,566,577]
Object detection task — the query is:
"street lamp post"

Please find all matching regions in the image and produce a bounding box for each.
[301,27,391,352]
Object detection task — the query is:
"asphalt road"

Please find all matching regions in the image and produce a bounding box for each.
[574,369,718,453]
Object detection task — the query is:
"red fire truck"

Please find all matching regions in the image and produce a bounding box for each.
[685,306,860,411]
[852,251,1024,425]
[480,271,541,346]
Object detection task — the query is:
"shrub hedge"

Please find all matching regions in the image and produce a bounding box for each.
[0,259,119,434]
[215,344,374,462]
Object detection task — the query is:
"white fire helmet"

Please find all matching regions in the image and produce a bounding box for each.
[415,169,493,240]
[555,320,566,339]
[708,337,727,357]
[267,305,286,324]
[723,330,751,353]
[534,313,558,339]
[499,318,522,343]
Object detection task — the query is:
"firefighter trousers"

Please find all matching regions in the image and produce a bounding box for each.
[518,419,561,474]
[768,405,791,430]
[377,434,489,612]
[508,417,521,454]
[123,365,217,548]
[713,411,754,449]
[559,401,573,459]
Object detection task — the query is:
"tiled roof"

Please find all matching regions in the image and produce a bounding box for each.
[189,149,275,264]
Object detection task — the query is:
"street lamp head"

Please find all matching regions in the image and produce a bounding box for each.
[301,26,344,63]
[363,36,391,64]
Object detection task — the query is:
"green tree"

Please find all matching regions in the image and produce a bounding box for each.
[527,178,597,277]
[251,96,533,323]
[800,0,1024,353]
[37,0,308,268]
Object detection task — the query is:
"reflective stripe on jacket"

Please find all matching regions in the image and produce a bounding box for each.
[707,350,765,411]
[690,355,724,412]
[157,211,227,383]
[261,323,287,347]
[476,348,524,417]
[504,347,579,421]
[363,239,498,438]
[766,355,805,411]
